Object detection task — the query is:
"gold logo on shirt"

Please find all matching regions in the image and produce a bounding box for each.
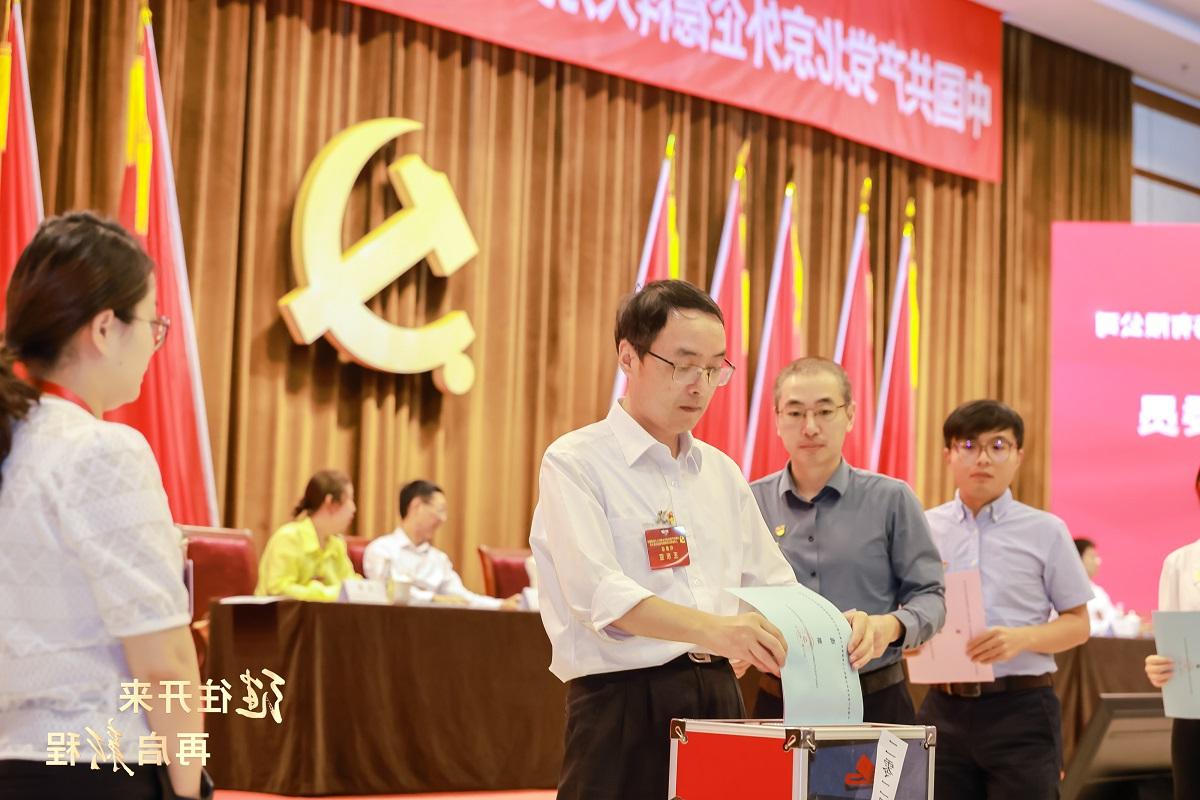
[774,524,787,538]
[279,118,477,393]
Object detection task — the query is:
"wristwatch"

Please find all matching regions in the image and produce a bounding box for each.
[177,769,215,800]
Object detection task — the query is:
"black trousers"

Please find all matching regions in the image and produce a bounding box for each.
[753,672,917,725]
[558,655,745,800]
[917,686,1062,800]
[1173,718,1200,800]
[0,759,164,800]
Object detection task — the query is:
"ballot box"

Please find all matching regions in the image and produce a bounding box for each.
[668,719,935,800]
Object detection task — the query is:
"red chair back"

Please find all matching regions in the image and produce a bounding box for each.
[477,545,533,598]
[179,525,258,622]
[343,535,369,576]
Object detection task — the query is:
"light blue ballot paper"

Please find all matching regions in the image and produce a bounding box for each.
[728,584,864,725]
[1153,610,1200,719]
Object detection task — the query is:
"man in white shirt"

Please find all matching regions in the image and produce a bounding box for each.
[530,279,870,800]
[364,480,520,609]
[1074,537,1140,636]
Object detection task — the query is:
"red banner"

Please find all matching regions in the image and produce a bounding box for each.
[346,0,1002,181]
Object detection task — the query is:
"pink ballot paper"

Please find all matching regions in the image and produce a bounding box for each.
[905,569,994,684]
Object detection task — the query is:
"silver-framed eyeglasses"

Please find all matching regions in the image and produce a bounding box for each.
[646,351,735,387]
[952,437,1016,463]
[777,403,848,426]
[132,314,172,350]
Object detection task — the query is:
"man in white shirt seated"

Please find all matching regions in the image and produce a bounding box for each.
[364,480,521,610]
[1074,537,1140,637]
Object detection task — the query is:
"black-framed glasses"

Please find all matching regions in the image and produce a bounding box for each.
[952,437,1016,464]
[132,314,171,350]
[646,351,736,387]
[776,404,848,426]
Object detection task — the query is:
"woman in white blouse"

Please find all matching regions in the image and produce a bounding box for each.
[1145,467,1200,800]
[0,214,208,799]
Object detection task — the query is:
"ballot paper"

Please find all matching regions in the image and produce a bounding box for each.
[1153,610,1200,719]
[904,569,994,684]
[728,584,864,725]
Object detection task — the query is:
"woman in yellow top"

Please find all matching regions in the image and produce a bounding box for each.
[256,470,358,601]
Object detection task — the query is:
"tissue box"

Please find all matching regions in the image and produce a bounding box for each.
[668,719,935,799]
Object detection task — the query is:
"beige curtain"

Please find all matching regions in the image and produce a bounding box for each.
[21,1,1130,590]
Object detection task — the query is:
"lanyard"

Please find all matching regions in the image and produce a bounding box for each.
[32,379,95,415]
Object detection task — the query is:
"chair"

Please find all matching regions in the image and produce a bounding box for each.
[179,525,258,676]
[179,525,258,621]
[343,535,370,576]
[477,545,533,598]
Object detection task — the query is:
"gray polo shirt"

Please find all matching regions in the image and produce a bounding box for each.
[750,460,946,672]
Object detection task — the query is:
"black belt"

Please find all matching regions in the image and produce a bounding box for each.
[573,653,730,688]
[932,672,1054,698]
[860,660,906,694]
[758,659,906,697]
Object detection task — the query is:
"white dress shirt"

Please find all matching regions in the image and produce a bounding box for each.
[0,397,190,759]
[362,527,502,609]
[530,401,798,682]
[1159,539,1200,612]
[1087,581,1119,635]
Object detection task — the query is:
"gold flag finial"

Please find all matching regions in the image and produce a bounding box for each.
[903,197,916,237]
[785,181,796,197]
[665,133,676,160]
[858,177,872,214]
[734,141,750,181]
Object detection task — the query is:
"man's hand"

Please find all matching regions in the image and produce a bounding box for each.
[967,627,1029,664]
[701,613,788,676]
[500,594,522,610]
[845,613,903,671]
[843,610,884,670]
[1145,654,1175,688]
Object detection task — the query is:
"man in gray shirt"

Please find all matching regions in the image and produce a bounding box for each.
[750,357,945,724]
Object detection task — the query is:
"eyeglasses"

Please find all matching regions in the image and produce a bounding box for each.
[952,437,1017,464]
[777,404,848,426]
[646,351,735,387]
[131,314,171,350]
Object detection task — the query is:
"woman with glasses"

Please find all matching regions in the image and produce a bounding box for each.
[0,213,208,799]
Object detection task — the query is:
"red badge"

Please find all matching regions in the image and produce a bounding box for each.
[645,525,690,570]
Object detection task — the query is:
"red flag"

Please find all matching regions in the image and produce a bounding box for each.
[872,204,919,483]
[107,8,218,526]
[692,143,749,466]
[0,0,43,324]
[833,179,875,469]
[612,134,680,403]
[744,182,804,480]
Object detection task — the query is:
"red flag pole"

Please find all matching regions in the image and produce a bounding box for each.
[612,133,677,404]
[871,199,916,472]
[743,182,795,476]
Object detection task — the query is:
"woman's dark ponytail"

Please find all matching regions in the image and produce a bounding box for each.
[0,342,39,486]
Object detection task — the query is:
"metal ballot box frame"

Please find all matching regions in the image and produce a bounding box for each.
[668,719,936,800]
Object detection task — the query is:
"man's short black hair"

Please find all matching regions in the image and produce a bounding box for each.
[942,400,1025,449]
[399,479,443,518]
[614,279,724,357]
[1073,537,1096,558]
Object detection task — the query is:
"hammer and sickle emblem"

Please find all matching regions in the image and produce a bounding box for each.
[279,118,477,394]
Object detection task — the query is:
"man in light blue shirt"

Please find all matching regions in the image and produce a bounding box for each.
[919,400,1092,800]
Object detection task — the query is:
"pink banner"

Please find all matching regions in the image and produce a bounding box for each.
[345,0,1002,181]
[1051,223,1200,614]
